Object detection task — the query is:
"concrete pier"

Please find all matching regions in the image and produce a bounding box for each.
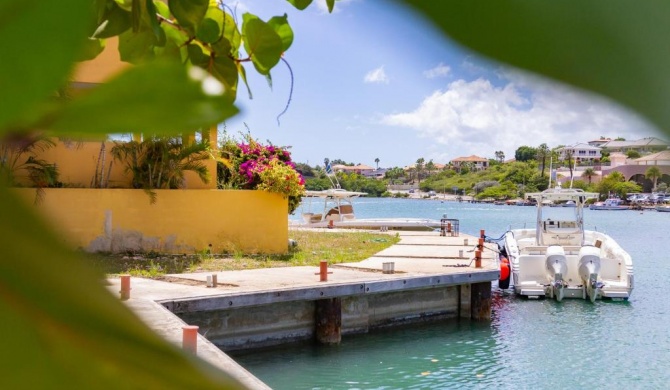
[107,230,499,386]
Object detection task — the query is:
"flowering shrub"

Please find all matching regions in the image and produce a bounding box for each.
[218,135,305,213]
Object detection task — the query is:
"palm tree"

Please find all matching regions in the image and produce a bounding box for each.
[0,133,60,203]
[374,157,380,169]
[582,167,596,184]
[536,143,550,177]
[646,166,662,191]
[494,150,505,163]
[111,136,211,203]
[415,157,425,185]
[425,159,436,177]
[607,171,626,182]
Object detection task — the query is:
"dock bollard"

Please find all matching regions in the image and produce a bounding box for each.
[206,274,218,288]
[120,275,131,300]
[182,325,199,355]
[464,238,468,246]
[459,249,464,258]
[320,260,328,281]
[475,250,482,268]
[382,262,395,274]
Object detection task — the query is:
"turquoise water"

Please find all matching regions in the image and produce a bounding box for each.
[235,199,670,389]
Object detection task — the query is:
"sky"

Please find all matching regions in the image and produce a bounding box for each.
[223,0,660,169]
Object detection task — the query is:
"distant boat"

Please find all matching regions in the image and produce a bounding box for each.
[656,205,670,212]
[589,198,628,210]
[294,189,442,231]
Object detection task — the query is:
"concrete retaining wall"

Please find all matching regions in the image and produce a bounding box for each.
[179,285,464,352]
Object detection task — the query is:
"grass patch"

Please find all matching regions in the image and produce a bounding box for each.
[86,229,400,278]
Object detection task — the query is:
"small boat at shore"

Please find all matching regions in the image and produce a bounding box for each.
[656,205,670,212]
[589,198,629,210]
[294,189,442,231]
[502,187,633,302]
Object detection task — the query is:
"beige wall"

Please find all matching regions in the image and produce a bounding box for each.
[73,37,129,84]
[15,188,288,254]
[21,139,217,189]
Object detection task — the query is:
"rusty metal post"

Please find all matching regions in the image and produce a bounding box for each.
[119,275,131,300]
[471,281,492,320]
[475,250,482,268]
[182,325,199,354]
[320,260,328,281]
[315,298,342,344]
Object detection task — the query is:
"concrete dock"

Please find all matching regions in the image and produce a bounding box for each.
[106,230,499,389]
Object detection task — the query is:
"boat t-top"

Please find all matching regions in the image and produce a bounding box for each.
[501,186,633,301]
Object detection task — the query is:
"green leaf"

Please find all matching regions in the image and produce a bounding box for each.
[221,11,242,56]
[118,28,157,63]
[242,14,283,75]
[187,43,211,67]
[268,14,294,53]
[169,0,209,31]
[211,51,239,101]
[286,0,313,10]
[76,38,106,62]
[403,0,670,134]
[161,24,190,62]
[0,0,90,132]
[326,0,335,13]
[237,63,253,99]
[0,185,244,388]
[197,6,225,44]
[144,0,165,45]
[153,0,170,18]
[92,1,132,39]
[47,61,238,135]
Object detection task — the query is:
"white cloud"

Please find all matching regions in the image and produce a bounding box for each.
[364,66,389,84]
[423,63,451,79]
[380,72,657,161]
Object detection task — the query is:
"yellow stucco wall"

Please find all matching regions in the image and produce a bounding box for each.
[25,139,217,189]
[14,188,288,254]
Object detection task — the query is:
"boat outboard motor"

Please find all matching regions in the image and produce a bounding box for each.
[545,245,567,301]
[578,246,602,302]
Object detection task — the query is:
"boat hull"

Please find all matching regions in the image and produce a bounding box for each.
[504,229,633,301]
[293,218,441,231]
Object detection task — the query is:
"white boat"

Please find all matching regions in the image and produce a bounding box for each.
[656,205,670,212]
[294,189,442,231]
[502,187,633,302]
[589,198,629,210]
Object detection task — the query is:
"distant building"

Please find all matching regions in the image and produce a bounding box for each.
[599,137,669,154]
[362,168,388,179]
[630,150,670,166]
[450,155,489,171]
[332,164,375,175]
[587,138,612,147]
[556,143,602,162]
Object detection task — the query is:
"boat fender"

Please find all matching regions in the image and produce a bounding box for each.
[499,257,511,289]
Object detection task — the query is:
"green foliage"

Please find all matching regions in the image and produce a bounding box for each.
[514,145,537,162]
[218,134,305,213]
[338,173,388,197]
[626,150,641,159]
[596,172,641,199]
[110,137,211,202]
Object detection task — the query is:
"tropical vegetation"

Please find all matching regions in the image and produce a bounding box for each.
[218,134,305,213]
